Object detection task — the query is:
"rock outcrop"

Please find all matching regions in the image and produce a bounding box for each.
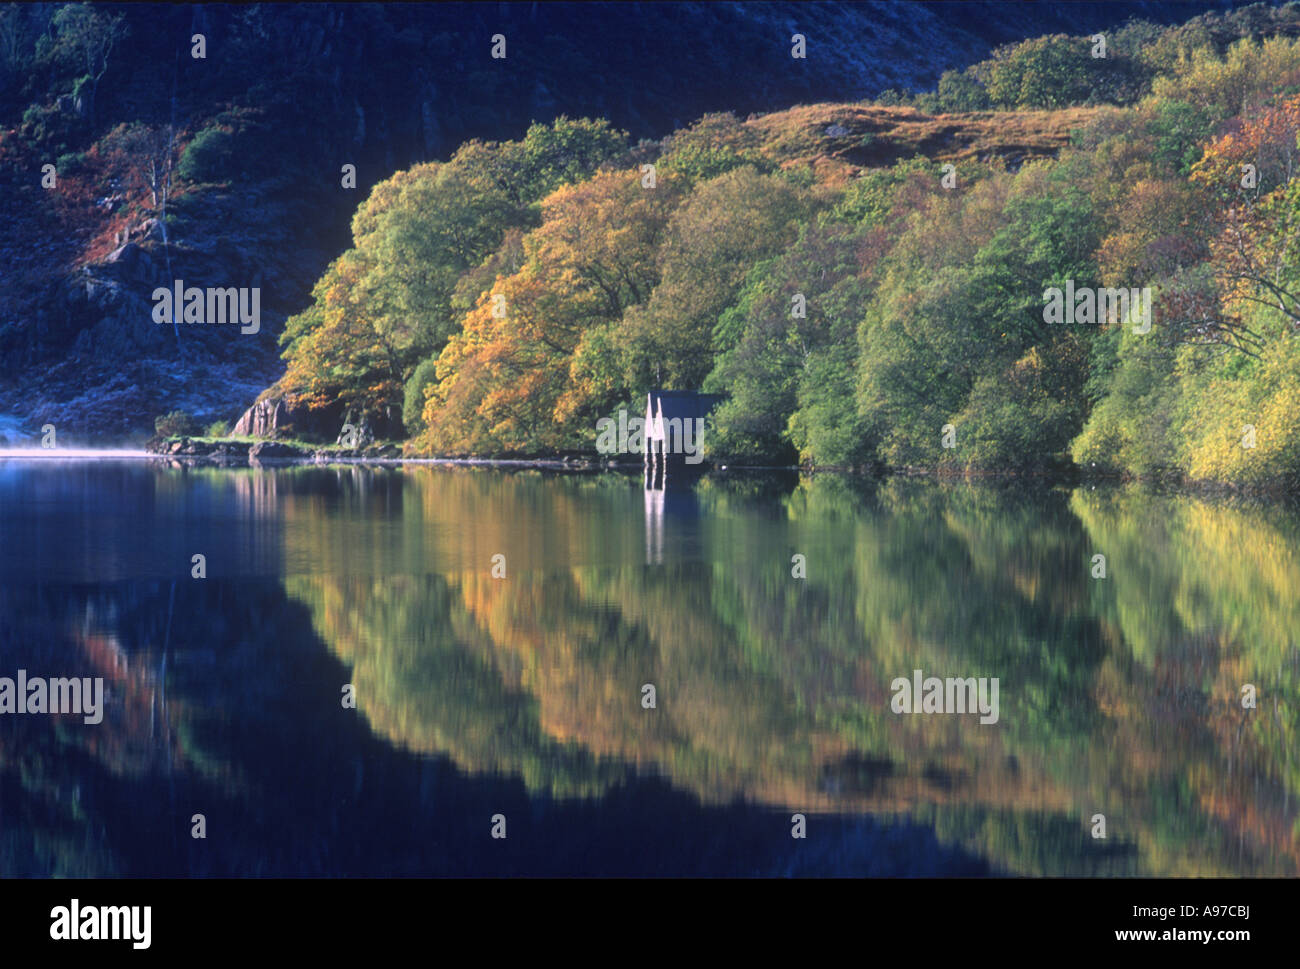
[231,394,352,441]
[144,435,405,463]
[233,397,295,438]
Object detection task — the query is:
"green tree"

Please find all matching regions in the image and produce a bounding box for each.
[704,221,873,465]
[279,118,627,427]
[41,3,127,126]
[857,162,1102,470]
[935,69,990,112]
[619,166,816,391]
[977,35,1094,109]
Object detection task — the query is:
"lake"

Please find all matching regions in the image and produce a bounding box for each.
[1,458,1296,876]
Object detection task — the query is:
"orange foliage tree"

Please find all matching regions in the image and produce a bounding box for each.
[413,169,687,455]
[1174,95,1300,354]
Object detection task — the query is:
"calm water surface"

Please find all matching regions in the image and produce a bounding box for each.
[1,459,1297,876]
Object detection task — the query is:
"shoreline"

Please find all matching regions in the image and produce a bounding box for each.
[0,438,1297,500]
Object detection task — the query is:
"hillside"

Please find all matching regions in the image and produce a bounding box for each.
[233,2,1300,487]
[0,1,1248,445]
[736,103,1104,184]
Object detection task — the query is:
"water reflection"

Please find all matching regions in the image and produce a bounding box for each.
[643,464,703,566]
[0,460,1296,875]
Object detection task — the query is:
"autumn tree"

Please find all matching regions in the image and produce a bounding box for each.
[278,160,494,424]
[279,117,628,430]
[618,165,816,391]
[99,121,178,211]
[419,272,588,455]
[1150,36,1300,121]
[414,168,687,454]
[279,252,409,427]
[1175,94,1300,356]
[530,169,688,424]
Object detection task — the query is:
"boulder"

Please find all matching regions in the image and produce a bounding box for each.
[105,242,144,272]
[131,218,163,242]
[164,437,216,456]
[249,440,307,460]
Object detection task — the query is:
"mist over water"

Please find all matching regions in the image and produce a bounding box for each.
[0,449,153,458]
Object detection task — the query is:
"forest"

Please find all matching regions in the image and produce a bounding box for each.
[266,6,1300,485]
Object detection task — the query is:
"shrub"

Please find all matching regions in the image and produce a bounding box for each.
[154,410,202,437]
[658,142,773,182]
[19,102,69,145]
[206,420,229,438]
[936,69,991,112]
[177,125,236,183]
[56,151,87,175]
[402,357,441,435]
